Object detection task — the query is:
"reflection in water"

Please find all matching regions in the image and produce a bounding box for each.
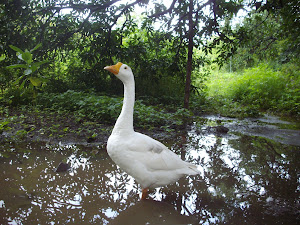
[109,199,193,225]
[0,122,299,224]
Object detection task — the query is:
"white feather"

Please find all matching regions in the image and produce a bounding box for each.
[105,62,200,190]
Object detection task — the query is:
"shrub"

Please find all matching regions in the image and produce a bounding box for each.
[205,63,299,117]
[36,91,190,129]
[277,63,300,115]
[229,64,286,109]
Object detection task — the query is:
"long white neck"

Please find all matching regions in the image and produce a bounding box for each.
[112,78,135,134]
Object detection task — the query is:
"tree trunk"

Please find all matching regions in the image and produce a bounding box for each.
[184,0,194,109]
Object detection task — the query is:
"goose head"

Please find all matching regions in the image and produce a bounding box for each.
[104,62,134,84]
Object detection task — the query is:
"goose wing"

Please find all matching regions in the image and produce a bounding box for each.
[128,132,198,174]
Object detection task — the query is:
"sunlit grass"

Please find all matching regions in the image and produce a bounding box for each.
[205,71,238,97]
[204,63,300,117]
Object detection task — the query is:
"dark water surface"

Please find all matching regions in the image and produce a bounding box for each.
[0,115,299,224]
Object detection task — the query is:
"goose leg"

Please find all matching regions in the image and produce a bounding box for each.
[141,188,148,200]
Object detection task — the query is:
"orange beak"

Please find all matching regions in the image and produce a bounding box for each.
[104,62,123,75]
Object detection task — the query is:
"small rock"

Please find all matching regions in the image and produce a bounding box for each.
[215,125,229,134]
[87,137,96,143]
[54,162,70,172]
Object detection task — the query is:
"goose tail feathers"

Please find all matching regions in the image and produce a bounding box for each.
[184,163,200,176]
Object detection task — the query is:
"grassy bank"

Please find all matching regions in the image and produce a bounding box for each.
[205,63,300,118]
[1,62,299,145]
[0,91,193,143]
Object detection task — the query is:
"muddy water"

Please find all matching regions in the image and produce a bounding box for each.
[0,115,299,224]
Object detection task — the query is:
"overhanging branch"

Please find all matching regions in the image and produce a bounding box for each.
[36,0,121,14]
[149,0,177,18]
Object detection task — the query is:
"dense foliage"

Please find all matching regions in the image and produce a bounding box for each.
[0,90,192,143]
[0,0,299,118]
[35,90,191,129]
[206,63,300,117]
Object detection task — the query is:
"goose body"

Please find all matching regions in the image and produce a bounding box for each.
[104,62,199,199]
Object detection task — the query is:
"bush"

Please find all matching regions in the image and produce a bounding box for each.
[36,91,190,129]
[277,63,300,115]
[1,86,34,106]
[36,90,122,123]
[229,64,286,109]
[205,63,300,117]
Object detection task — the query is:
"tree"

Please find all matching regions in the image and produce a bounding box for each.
[148,0,243,108]
[226,0,300,71]
[184,0,194,109]
[1,0,150,96]
[2,0,298,107]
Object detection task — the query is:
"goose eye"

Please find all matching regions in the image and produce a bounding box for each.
[124,66,127,69]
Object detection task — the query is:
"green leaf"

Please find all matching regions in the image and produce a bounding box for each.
[9,45,24,54]
[21,50,33,63]
[0,54,6,61]
[17,52,23,61]
[29,77,42,87]
[63,127,69,132]
[6,64,28,69]
[30,43,42,52]
[20,79,26,89]
[24,68,32,75]
[12,75,25,85]
[32,60,48,67]
[30,65,38,73]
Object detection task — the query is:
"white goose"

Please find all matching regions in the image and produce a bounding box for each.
[104,62,199,200]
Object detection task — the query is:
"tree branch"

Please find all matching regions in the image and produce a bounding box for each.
[109,0,143,29]
[250,36,277,53]
[54,11,93,49]
[70,0,120,12]
[105,0,144,61]
[149,0,177,18]
[36,0,121,14]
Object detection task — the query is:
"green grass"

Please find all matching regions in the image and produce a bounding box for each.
[205,71,238,97]
[205,63,300,118]
[35,90,192,130]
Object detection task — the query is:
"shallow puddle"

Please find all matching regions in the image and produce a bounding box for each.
[0,115,299,224]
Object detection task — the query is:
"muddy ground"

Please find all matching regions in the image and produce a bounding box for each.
[0,107,174,146]
[1,107,299,147]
